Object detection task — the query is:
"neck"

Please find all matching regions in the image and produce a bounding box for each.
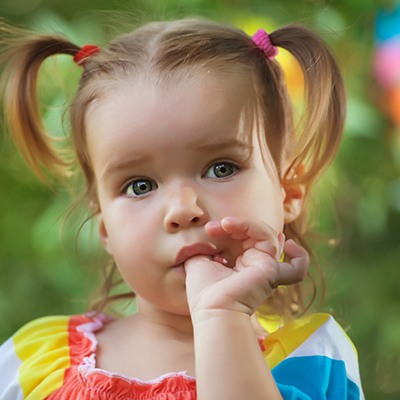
[134,298,194,338]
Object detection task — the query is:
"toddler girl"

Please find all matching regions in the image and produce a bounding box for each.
[0,16,364,399]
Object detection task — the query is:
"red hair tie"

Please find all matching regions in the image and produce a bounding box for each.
[73,44,100,66]
[252,29,278,60]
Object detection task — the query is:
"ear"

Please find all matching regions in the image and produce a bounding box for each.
[282,180,306,224]
[282,164,306,224]
[97,213,113,255]
[89,199,112,254]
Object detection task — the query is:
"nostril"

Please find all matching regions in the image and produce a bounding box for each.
[171,222,180,229]
[191,217,200,224]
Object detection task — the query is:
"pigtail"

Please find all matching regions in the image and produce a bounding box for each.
[270,25,346,184]
[0,23,80,179]
[260,27,346,317]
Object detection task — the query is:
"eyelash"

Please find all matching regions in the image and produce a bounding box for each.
[122,160,241,197]
[123,178,157,197]
[203,160,239,179]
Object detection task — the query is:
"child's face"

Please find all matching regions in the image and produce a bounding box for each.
[86,72,286,316]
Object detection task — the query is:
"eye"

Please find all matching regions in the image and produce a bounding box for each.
[124,179,157,197]
[204,162,238,179]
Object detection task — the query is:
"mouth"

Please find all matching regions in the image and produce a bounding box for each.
[174,242,219,266]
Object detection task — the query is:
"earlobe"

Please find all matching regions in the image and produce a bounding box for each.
[90,200,112,254]
[282,180,306,224]
[98,214,112,255]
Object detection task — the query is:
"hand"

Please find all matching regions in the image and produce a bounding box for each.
[184,217,309,315]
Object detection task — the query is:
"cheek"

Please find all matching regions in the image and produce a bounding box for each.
[101,203,156,257]
[255,190,285,231]
[222,174,284,230]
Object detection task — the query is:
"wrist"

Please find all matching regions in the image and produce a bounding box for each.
[191,308,252,328]
[188,293,256,318]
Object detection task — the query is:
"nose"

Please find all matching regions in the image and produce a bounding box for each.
[163,185,208,232]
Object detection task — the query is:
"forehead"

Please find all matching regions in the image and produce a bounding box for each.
[85,70,256,162]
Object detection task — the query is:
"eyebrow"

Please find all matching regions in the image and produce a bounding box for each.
[100,156,151,182]
[100,139,253,182]
[195,138,253,152]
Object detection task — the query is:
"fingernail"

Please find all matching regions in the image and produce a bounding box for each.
[213,254,229,265]
[206,220,219,228]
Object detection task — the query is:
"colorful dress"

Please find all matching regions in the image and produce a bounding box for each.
[0,313,364,399]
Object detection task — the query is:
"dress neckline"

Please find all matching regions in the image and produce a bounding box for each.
[76,313,197,385]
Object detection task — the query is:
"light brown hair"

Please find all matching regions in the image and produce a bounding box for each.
[0,18,345,320]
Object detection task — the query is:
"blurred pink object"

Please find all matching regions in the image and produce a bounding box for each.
[373,37,400,88]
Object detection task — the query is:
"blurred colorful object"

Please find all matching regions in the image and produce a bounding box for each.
[373,5,400,125]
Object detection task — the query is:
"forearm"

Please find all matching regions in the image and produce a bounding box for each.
[192,310,283,400]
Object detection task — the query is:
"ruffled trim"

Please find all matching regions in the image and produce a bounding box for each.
[79,353,195,386]
[76,313,106,353]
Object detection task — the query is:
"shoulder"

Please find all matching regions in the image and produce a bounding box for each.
[0,313,105,400]
[260,313,364,399]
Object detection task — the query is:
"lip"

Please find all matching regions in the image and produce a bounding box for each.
[174,242,218,266]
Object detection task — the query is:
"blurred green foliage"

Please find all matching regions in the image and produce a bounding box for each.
[1,0,399,399]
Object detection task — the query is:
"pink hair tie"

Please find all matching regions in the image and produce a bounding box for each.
[252,29,278,60]
[73,44,100,66]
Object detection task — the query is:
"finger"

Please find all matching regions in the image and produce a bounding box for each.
[222,217,277,241]
[235,247,275,270]
[206,217,277,241]
[284,239,309,266]
[204,220,227,237]
[275,240,309,285]
[252,232,285,260]
[253,240,279,260]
